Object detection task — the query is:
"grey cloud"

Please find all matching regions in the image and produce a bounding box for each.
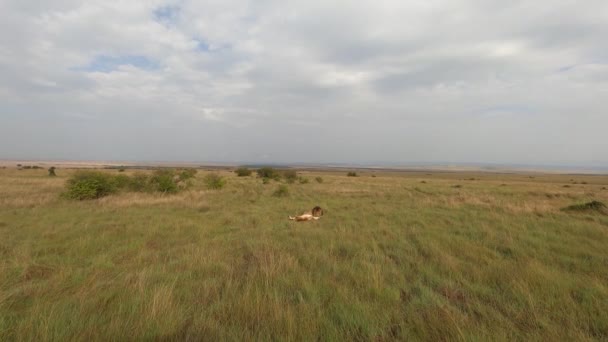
[1,0,607,168]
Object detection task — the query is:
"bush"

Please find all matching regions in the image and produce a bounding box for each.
[562,201,607,213]
[113,174,132,189]
[118,168,125,172]
[179,168,197,181]
[257,167,281,180]
[347,172,358,177]
[48,167,56,177]
[149,169,179,194]
[64,171,117,200]
[283,170,298,184]
[128,173,150,192]
[273,185,289,197]
[235,167,252,177]
[63,169,190,199]
[262,178,270,184]
[298,177,309,184]
[315,177,323,183]
[205,173,226,190]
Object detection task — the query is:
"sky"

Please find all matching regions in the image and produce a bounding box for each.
[1,0,607,167]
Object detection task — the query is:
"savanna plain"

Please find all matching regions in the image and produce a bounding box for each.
[1,166,607,341]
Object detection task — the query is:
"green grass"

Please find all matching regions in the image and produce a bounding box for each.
[1,168,608,340]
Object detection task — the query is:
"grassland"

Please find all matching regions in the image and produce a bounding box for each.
[1,167,607,341]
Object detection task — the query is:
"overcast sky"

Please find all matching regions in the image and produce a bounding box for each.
[1,1,607,167]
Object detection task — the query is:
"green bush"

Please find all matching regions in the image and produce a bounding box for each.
[315,176,323,183]
[262,178,270,184]
[64,171,117,200]
[298,177,309,184]
[562,201,607,213]
[179,169,197,181]
[347,172,358,177]
[113,174,132,189]
[48,167,56,177]
[235,167,252,177]
[205,173,226,190]
[283,170,298,184]
[150,169,179,194]
[273,185,289,197]
[128,173,150,192]
[257,167,281,181]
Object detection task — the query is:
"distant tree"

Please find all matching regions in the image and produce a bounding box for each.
[48,167,57,177]
[347,171,358,177]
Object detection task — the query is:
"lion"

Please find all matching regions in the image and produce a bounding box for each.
[289,206,324,221]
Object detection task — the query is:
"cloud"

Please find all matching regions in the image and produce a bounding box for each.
[0,0,607,167]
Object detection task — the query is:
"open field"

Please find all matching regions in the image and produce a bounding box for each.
[1,167,608,341]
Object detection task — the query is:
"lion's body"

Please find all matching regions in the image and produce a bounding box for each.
[289,206,324,221]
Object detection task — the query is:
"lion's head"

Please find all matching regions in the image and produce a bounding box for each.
[312,206,324,217]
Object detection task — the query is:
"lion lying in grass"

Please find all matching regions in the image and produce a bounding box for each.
[289,206,324,221]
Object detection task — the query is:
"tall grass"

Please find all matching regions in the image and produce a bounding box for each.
[1,168,607,340]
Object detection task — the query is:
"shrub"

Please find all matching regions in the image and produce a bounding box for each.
[48,167,56,177]
[128,173,150,192]
[273,185,289,197]
[562,201,607,213]
[235,167,252,177]
[113,174,132,189]
[257,167,281,180]
[347,171,358,177]
[179,168,197,181]
[315,176,323,183]
[298,177,309,184]
[118,168,125,172]
[283,170,298,184]
[205,173,226,190]
[64,171,117,200]
[150,169,179,194]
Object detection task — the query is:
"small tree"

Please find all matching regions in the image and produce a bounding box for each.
[315,176,323,183]
[347,171,358,177]
[48,166,56,177]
